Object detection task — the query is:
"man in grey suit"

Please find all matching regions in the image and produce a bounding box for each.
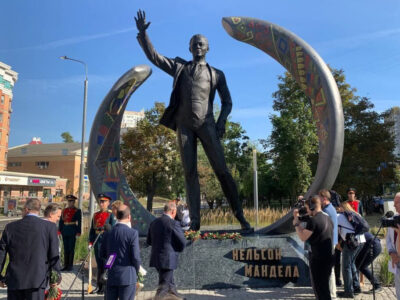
[0,198,61,300]
[135,10,251,232]
[147,202,186,300]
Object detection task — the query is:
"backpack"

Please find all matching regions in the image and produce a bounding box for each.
[343,211,369,235]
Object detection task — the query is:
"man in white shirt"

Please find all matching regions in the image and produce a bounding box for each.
[386,192,400,299]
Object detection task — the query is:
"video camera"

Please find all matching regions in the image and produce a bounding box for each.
[380,211,398,228]
[294,197,311,222]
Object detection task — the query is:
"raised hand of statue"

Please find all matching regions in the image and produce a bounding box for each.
[135,9,151,33]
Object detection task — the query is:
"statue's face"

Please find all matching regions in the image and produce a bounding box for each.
[189,35,209,59]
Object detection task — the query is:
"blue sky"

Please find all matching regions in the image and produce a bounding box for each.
[1,0,399,147]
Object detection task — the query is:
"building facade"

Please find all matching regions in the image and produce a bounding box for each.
[387,107,400,159]
[120,110,145,136]
[7,143,89,197]
[0,171,67,213]
[0,62,18,171]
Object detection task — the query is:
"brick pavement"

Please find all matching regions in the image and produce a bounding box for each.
[0,264,396,300]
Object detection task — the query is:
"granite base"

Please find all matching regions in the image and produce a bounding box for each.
[139,233,310,290]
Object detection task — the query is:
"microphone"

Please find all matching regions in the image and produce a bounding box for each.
[385,211,394,218]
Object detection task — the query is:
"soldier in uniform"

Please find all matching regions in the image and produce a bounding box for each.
[59,194,82,271]
[89,194,116,294]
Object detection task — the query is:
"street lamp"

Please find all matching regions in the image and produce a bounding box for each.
[59,56,88,210]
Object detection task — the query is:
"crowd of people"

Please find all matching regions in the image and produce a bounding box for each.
[0,194,189,300]
[1,188,400,300]
[294,188,400,300]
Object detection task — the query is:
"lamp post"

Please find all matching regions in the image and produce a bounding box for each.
[60,56,88,210]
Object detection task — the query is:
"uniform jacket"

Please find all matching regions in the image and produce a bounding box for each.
[59,207,82,236]
[100,223,141,286]
[147,214,186,270]
[0,215,60,289]
[137,31,232,131]
[89,210,116,244]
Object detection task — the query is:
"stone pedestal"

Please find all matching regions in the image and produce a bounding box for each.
[139,233,310,290]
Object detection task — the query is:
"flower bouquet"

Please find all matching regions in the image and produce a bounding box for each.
[185,230,242,241]
[136,265,147,296]
[45,271,62,300]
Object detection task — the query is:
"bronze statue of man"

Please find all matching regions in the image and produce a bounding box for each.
[135,10,251,231]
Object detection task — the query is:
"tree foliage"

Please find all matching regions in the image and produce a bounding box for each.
[120,102,183,211]
[265,72,318,201]
[265,68,397,203]
[61,132,74,143]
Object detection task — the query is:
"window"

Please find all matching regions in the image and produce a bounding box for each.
[7,162,22,167]
[0,113,3,122]
[1,95,4,104]
[62,148,68,155]
[28,188,37,197]
[35,161,49,169]
[21,147,27,154]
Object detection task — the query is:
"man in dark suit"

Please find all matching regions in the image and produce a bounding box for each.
[147,202,187,300]
[100,204,141,300]
[0,198,61,300]
[135,10,251,232]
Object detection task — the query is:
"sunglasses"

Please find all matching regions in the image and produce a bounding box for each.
[100,200,109,203]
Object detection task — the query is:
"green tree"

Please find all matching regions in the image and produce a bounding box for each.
[61,132,74,143]
[333,97,396,198]
[265,68,396,205]
[120,102,183,212]
[265,72,318,201]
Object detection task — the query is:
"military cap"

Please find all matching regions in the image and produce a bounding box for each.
[98,193,112,201]
[66,194,77,201]
[347,187,357,194]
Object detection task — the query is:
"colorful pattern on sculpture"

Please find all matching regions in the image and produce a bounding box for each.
[223,17,330,146]
[222,17,344,234]
[87,65,155,236]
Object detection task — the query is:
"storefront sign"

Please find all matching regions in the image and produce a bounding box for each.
[0,175,28,186]
[28,177,56,187]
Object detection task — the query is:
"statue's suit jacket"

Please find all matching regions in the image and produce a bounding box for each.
[147,214,186,270]
[137,32,233,131]
[0,215,60,290]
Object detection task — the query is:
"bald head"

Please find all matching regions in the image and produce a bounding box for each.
[164,201,177,219]
[116,204,131,221]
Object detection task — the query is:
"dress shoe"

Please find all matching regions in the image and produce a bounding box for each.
[336,291,354,298]
[168,290,186,300]
[61,266,68,271]
[89,287,99,294]
[353,287,361,295]
[369,285,382,293]
[336,279,343,286]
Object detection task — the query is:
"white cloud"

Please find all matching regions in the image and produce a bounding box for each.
[1,27,135,52]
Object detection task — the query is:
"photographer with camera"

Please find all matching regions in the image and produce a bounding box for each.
[293,195,334,300]
[386,192,400,299]
[337,201,367,298]
[319,189,339,299]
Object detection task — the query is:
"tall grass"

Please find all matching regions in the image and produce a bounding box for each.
[200,207,289,227]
